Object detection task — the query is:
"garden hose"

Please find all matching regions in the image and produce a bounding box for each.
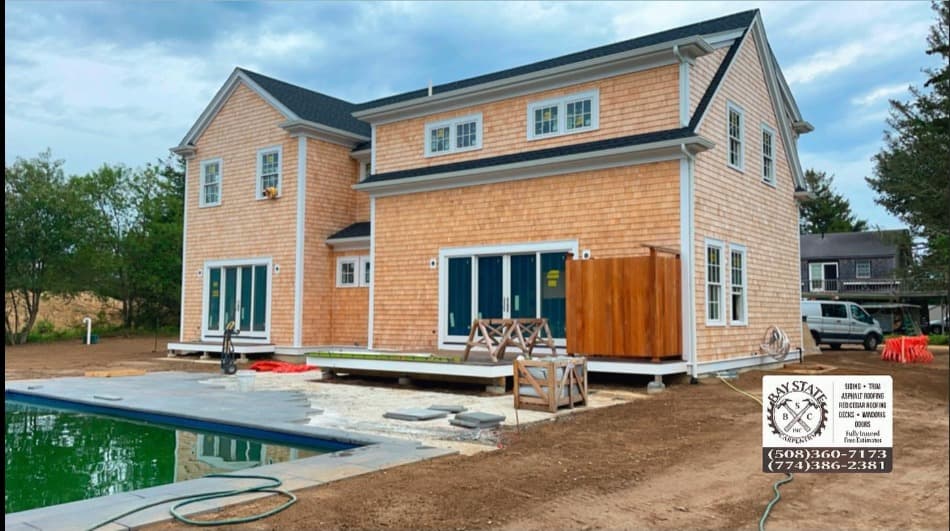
[85,473,296,530]
[718,377,794,531]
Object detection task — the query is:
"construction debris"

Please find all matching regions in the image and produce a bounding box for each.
[383,408,450,421]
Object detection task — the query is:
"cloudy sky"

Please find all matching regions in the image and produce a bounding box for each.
[5,1,940,229]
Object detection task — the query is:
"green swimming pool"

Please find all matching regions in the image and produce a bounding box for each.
[4,400,329,514]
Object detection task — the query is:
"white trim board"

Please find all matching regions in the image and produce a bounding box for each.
[293,136,307,347]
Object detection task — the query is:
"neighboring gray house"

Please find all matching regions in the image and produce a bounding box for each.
[800,230,911,299]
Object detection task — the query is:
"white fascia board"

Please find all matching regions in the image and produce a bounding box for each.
[176,69,298,149]
[281,119,370,147]
[749,14,807,192]
[350,149,371,160]
[355,136,714,197]
[702,29,745,49]
[325,236,371,250]
[354,36,713,123]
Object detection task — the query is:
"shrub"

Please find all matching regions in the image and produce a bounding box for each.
[929,334,949,346]
[34,319,55,335]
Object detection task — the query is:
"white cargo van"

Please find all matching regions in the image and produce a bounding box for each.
[801,300,883,351]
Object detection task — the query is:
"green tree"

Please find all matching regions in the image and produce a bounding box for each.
[799,169,869,235]
[124,157,185,328]
[73,164,139,326]
[74,157,185,329]
[4,150,99,344]
[867,0,950,300]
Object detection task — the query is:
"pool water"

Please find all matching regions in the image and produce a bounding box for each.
[4,401,328,514]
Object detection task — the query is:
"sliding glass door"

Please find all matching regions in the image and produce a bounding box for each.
[442,243,572,344]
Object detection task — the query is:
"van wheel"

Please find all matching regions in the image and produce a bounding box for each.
[864,334,880,351]
[828,343,841,350]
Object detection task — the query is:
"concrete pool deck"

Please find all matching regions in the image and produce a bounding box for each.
[4,372,454,530]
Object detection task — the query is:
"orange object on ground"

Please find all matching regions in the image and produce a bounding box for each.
[249,360,319,372]
[881,335,933,363]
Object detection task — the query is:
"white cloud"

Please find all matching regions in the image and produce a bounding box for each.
[850,83,911,107]
[784,21,930,85]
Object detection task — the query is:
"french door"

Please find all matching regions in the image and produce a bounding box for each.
[203,262,270,341]
[808,262,838,292]
[441,242,574,346]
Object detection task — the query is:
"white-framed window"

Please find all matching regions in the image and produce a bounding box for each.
[761,124,776,185]
[336,257,358,287]
[256,146,282,199]
[527,89,599,140]
[730,244,747,325]
[200,158,222,207]
[359,161,372,182]
[705,239,725,326]
[424,113,482,157]
[726,102,744,171]
[856,260,871,279]
[359,256,372,286]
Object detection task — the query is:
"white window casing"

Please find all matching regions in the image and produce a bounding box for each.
[256,145,282,199]
[726,101,744,172]
[729,244,747,326]
[761,123,776,186]
[705,238,725,326]
[199,158,222,207]
[527,89,599,140]
[336,256,359,287]
[424,113,483,157]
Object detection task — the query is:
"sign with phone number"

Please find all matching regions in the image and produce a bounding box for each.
[762,375,893,473]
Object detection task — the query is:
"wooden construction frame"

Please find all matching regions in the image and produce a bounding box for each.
[462,318,557,362]
[513,357,588,413]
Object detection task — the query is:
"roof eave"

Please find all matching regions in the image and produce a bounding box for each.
[353,36,714,122]
[354,135,713,196]
[793,120,815,134]
[281,119,371,146]
[325,236,370,250]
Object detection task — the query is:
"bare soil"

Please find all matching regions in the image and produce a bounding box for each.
[4,336,218,380]
[6,340,948,530]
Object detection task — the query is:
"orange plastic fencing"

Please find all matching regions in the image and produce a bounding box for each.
[880,335,934,363]
[248,360,319,373]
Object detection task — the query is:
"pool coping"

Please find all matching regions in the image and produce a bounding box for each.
[4,372,457,530]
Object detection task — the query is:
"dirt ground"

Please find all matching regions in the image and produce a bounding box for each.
[5,339,948,530]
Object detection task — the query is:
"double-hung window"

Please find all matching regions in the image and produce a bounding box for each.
[256,146,282,198]
[424,114,482,157]
[705,239,725,325]
[200,159,222,207]
[527,89,599,140]
[761,124,776,185]
[730,245,747,325]
[727,102,744,171]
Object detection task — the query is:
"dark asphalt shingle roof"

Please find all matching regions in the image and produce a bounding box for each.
[327,222,371,240]
[355,10,758,111]
[239,68,370,137]
[352,141,371,152]
[800,230,909,259]
[361,128,695,185]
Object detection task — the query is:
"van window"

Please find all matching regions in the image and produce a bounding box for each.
[851,304,874,325]
[821,303,847,319]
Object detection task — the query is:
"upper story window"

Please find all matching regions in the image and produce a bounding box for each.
[256,146,282,199]
[424,113,482,157]
[200,158,222,207]
[856,260,871,279]
[359,161,371,182]
[527,89,599,140]
[727,102,744,171]
[705,239,725,326]
[761,124,776,185]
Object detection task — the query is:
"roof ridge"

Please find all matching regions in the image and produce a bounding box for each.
[355,9,758,110]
